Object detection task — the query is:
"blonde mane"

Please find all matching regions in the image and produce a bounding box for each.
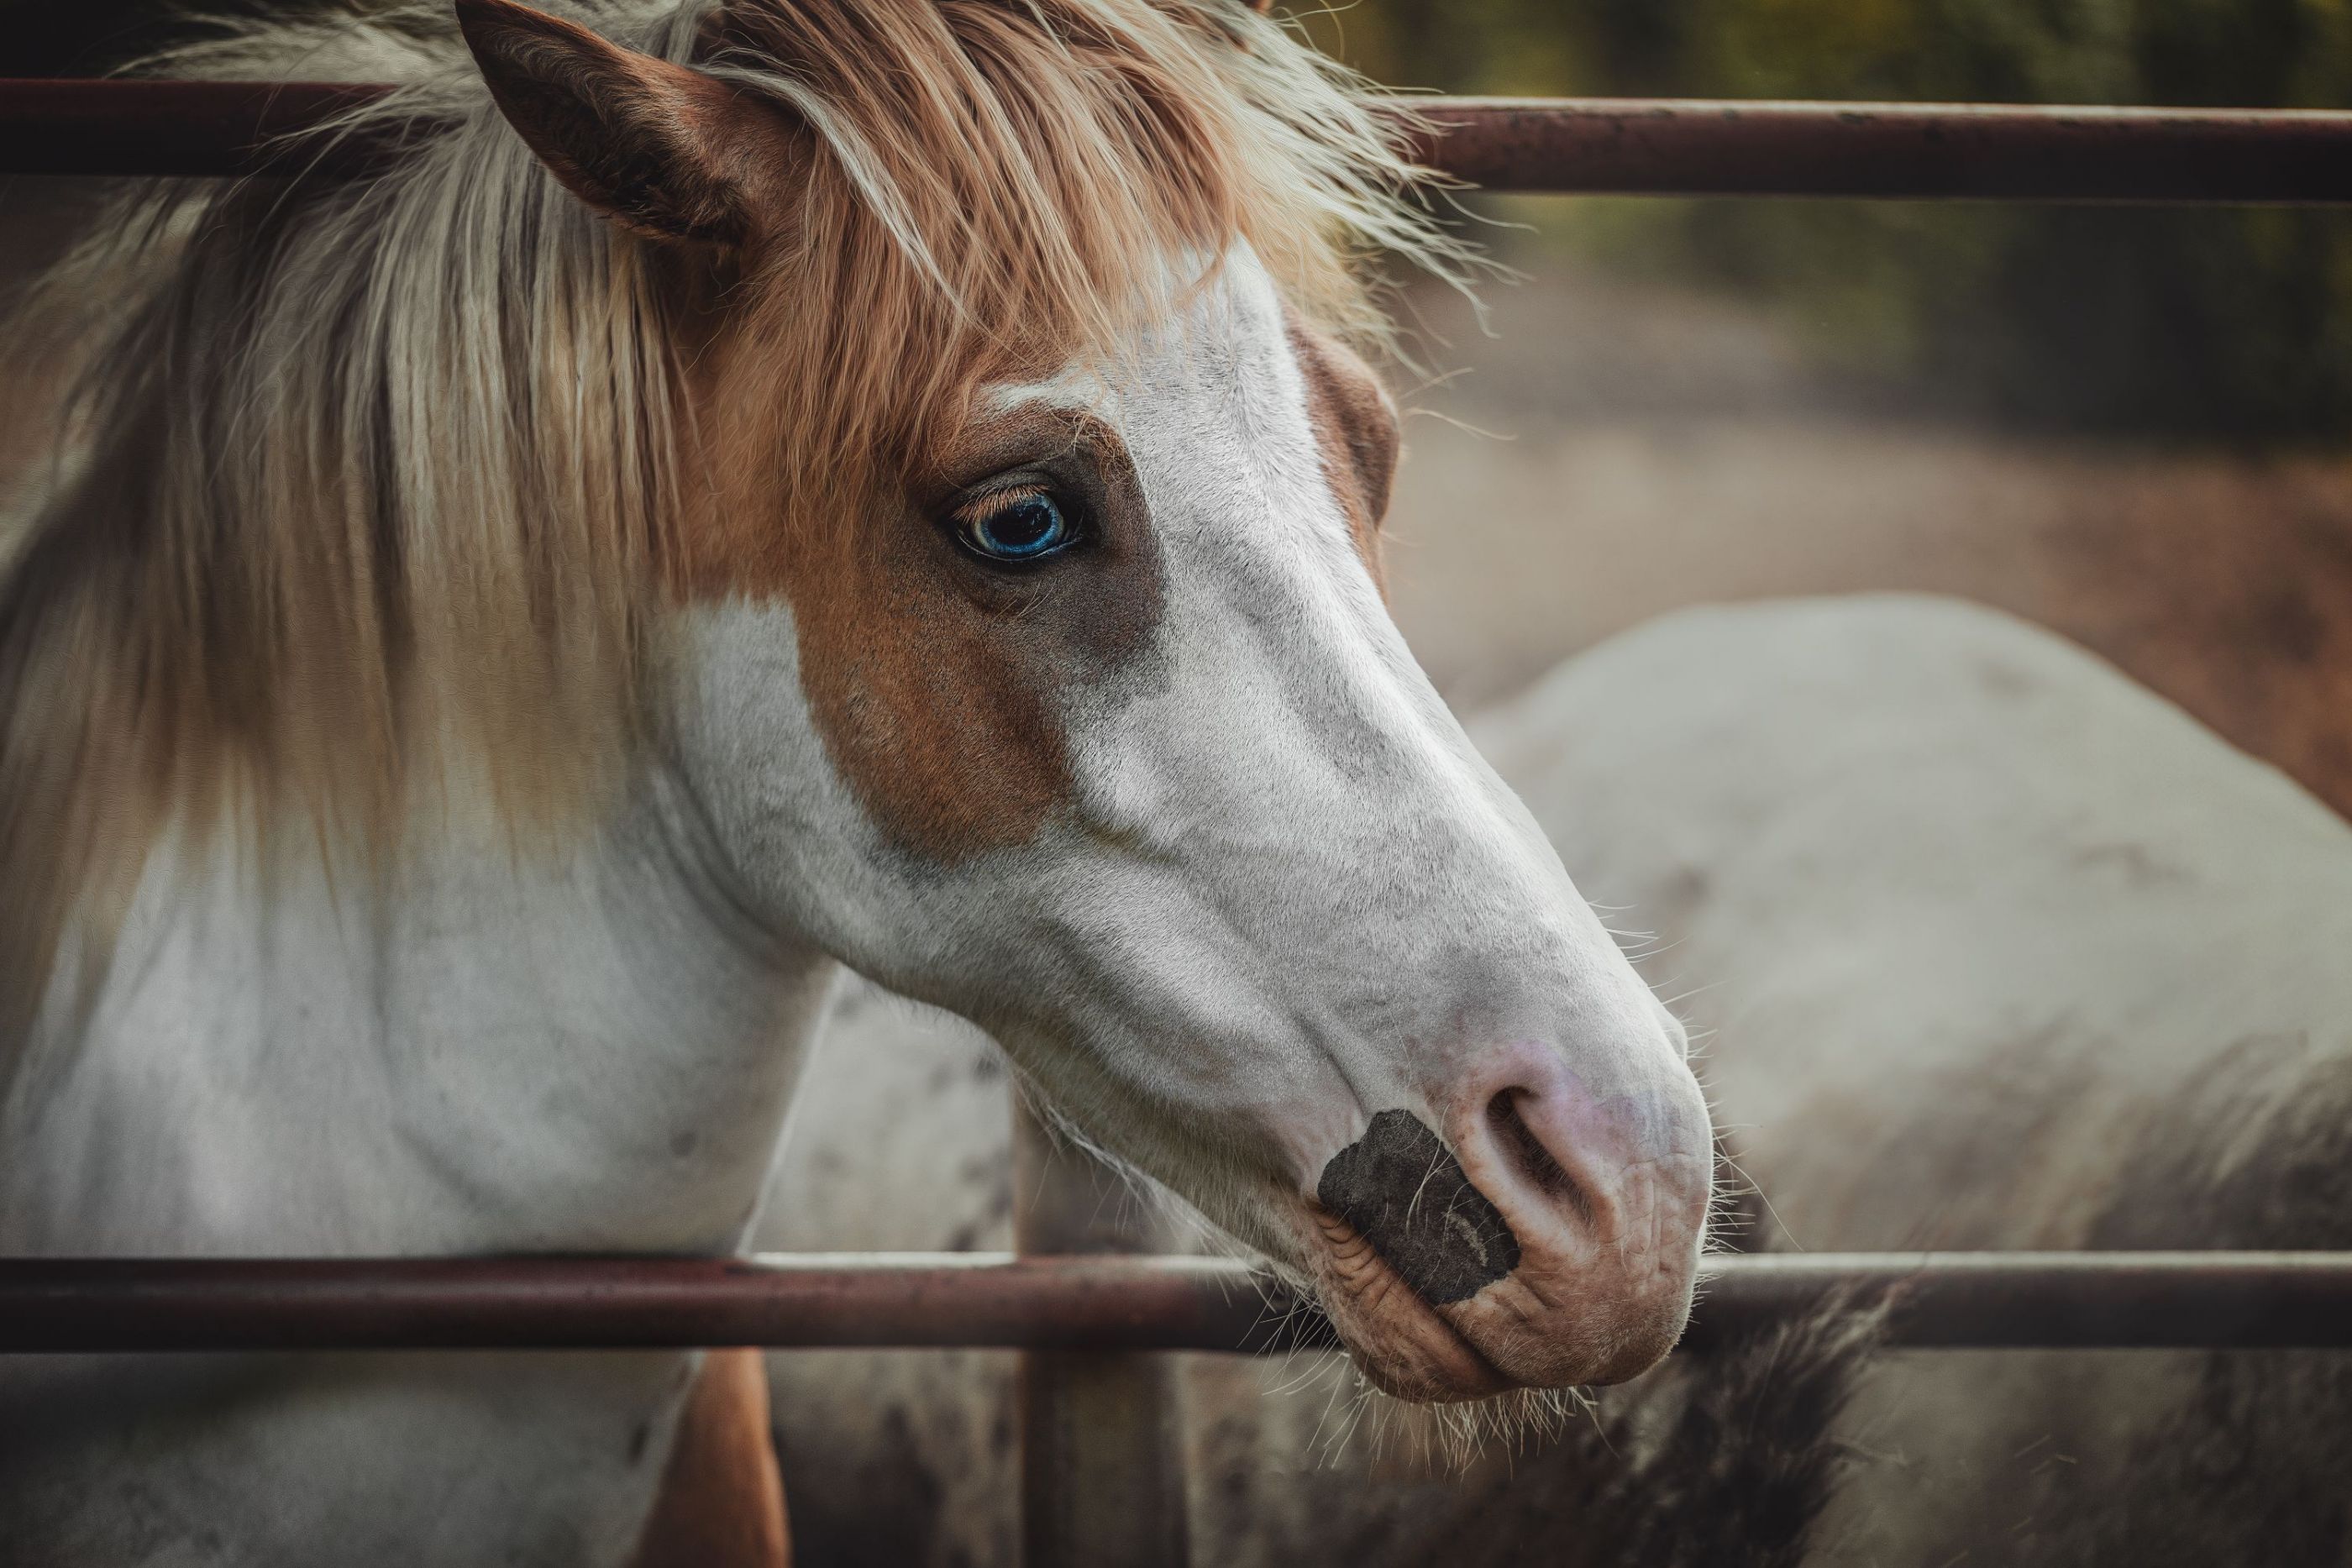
[0,0,1461,1053]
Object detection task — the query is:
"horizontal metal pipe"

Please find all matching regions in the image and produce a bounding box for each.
[4,80,2351,202]
[1683,1251,2352,1350]
[3,1251,2349,1355]
[0,1253,1301,1355]
[1394,97,2352,201]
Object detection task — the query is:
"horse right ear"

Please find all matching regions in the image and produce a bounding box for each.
[455,0,757,244]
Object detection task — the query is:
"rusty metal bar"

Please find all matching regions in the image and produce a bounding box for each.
[3,1251,2351,1354]
[1680,1251,2352,1350]
[0,1252,1301,1355]
[4,80,2352,202]
[1395,97,2352,200]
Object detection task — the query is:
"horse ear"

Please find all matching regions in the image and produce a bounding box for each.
[454,0,755,244]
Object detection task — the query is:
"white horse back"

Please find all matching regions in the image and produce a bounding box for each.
[1478,592,2352,1565]
[1479,590,2352,1252]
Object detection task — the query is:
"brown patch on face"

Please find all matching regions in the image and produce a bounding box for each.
[685,399,1165,862]
[1284,309,1402,590]
[631,1349,790,1568]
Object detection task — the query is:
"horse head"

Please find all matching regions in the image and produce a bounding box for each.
[456,0,1711,1401]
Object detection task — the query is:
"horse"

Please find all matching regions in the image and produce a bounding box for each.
[753,593,2352,1565]
[0,0,1715,1561]
[1467,592,2352,1565]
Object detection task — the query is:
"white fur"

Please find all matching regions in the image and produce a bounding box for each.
[1,763,837,1563]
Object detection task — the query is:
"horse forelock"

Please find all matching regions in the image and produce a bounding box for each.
[0,0,1460,1057]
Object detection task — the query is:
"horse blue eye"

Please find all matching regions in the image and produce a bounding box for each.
[958,490,1074,564]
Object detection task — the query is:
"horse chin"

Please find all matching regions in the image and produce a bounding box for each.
[1306,1205,1520,1404]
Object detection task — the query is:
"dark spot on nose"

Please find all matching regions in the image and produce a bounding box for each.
[1316,1109,1520,1304]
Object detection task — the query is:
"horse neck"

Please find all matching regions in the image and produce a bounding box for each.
[2,758,835,1259]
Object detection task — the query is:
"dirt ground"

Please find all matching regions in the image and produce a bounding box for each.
[1379,254,2352,821]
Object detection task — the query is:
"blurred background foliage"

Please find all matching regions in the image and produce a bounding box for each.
[1294,0,2352,440]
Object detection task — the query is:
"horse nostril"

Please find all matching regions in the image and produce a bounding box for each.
[1486,1087,1593,1226]
[1317,1109,1521,1305]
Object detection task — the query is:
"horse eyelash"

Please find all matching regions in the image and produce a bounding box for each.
[952,481,1053,524]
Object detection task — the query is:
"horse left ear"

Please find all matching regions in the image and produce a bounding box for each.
[455,0,758,244]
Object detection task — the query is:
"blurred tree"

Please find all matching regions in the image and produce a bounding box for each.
[1299,0,2352,439]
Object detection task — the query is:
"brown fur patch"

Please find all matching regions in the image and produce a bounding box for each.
[1285,310,1400,587]
[633,1350,790,1568]
[709,404,1165,860]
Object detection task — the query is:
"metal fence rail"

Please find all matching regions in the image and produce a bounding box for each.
[7,1251,2351,1355]
[1399,98,2352,201]
[5,80,2352,201]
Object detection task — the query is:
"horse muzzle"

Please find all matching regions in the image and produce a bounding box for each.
[1302,1039,1712,1401]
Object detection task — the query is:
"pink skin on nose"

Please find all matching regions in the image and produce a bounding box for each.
[1299,1035,1710,1398]
[1436,1039,1712,1387]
